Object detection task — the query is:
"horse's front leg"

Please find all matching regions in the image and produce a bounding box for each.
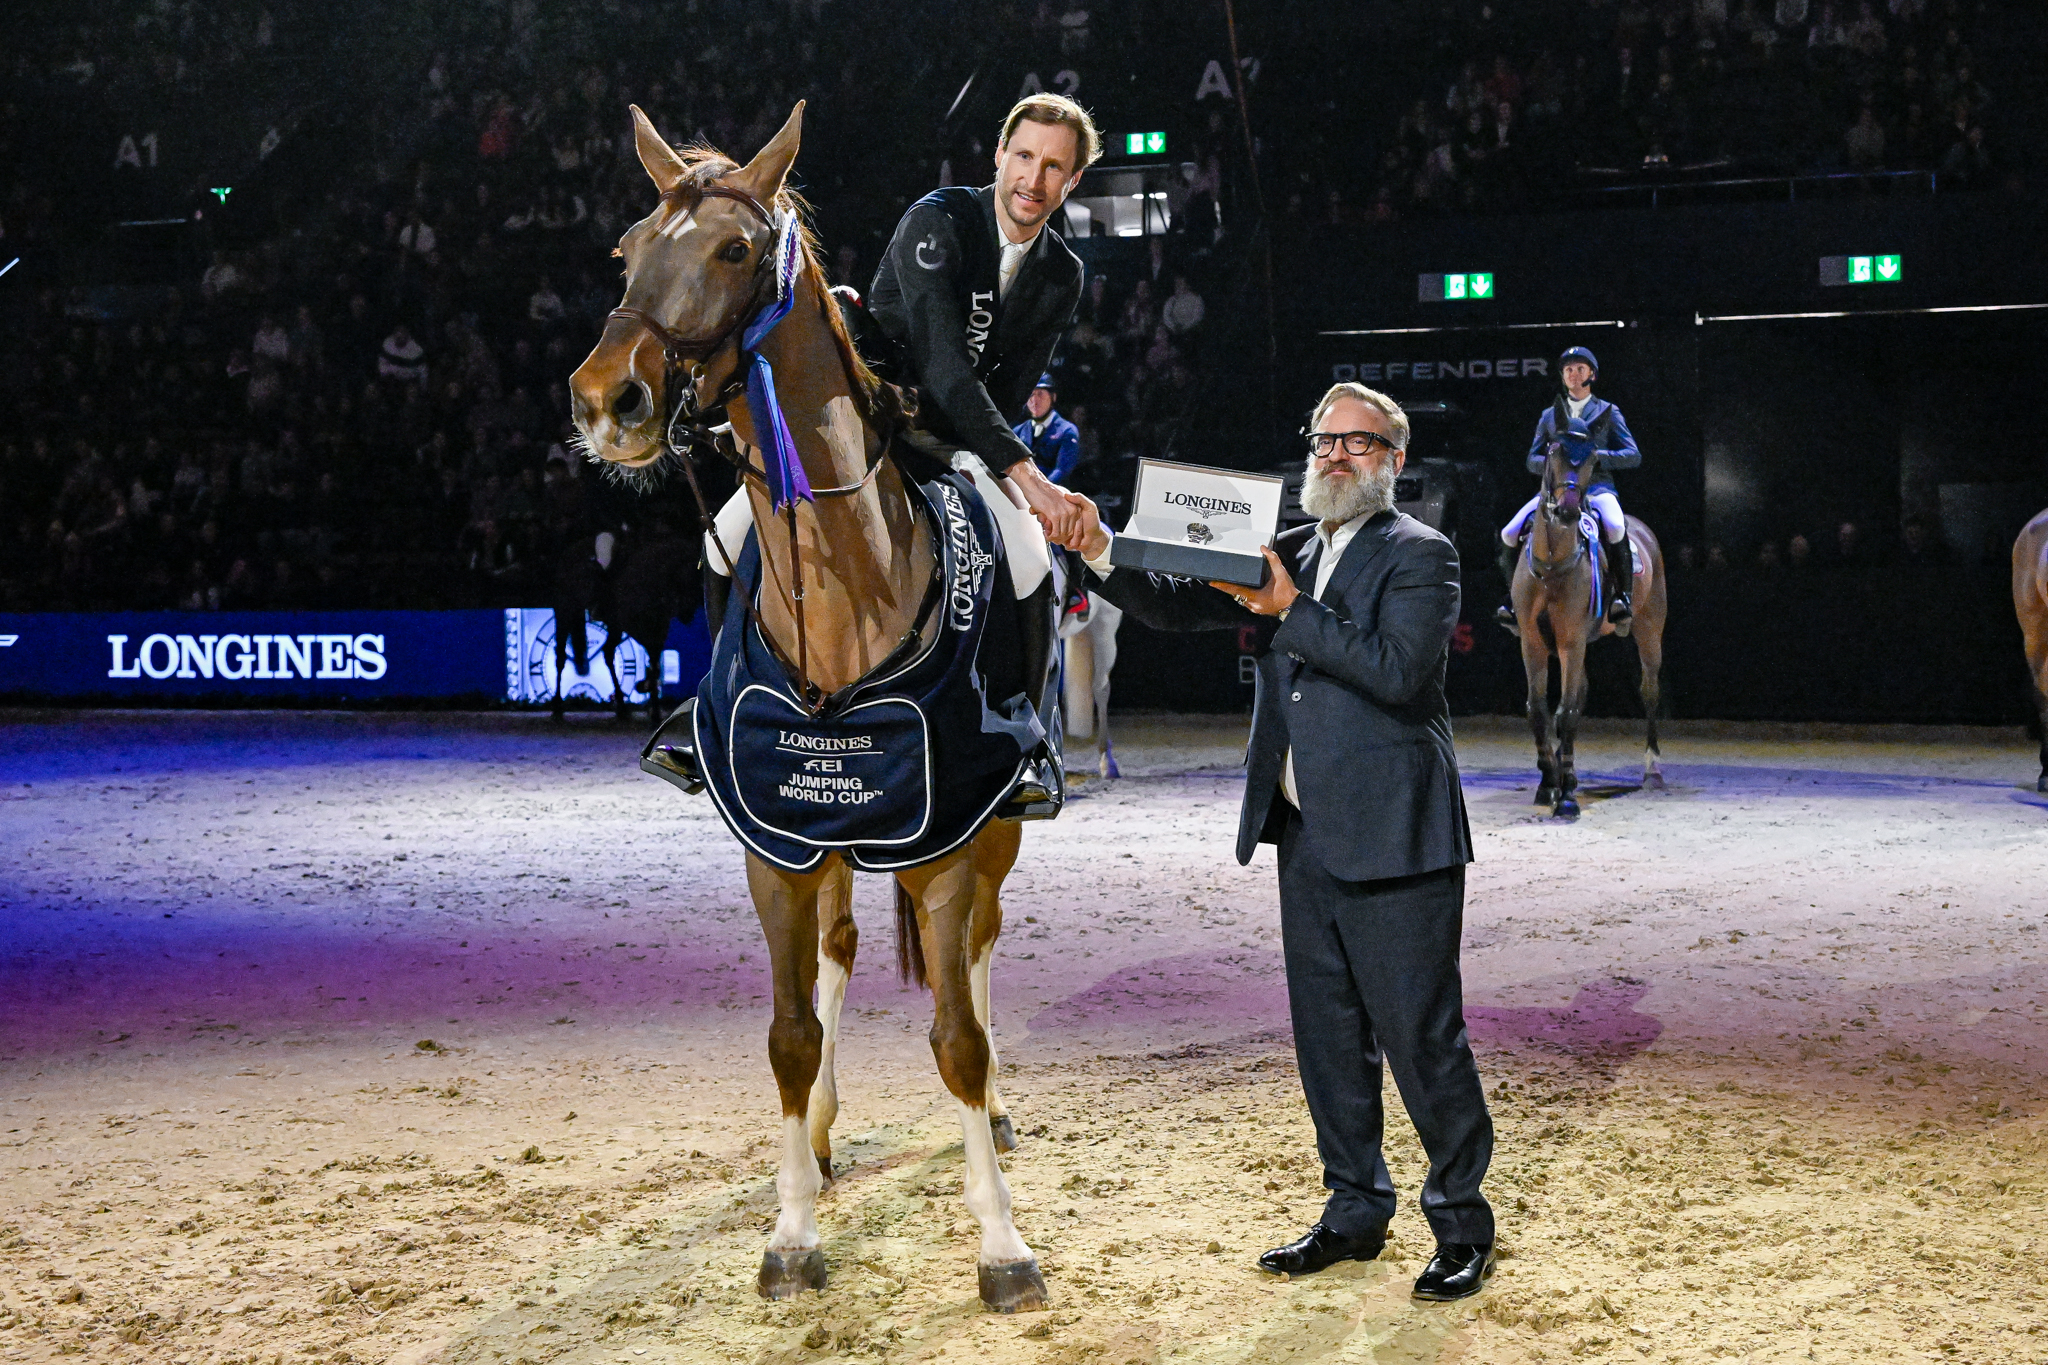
[1554,639,1590,820]
[807,860,856,1184]
[896,840,1046,1314]
[1520,621,1557,806]
[745,851,835,1299]
[1094,606,1122,779]
[969,820,1023,1151]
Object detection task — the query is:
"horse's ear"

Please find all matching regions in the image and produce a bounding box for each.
[733,101,805,203]
[630,105,687,195]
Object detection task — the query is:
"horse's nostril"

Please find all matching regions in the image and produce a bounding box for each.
[610,382,651,424]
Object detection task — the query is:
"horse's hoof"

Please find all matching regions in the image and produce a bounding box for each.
[1644,770,1667,791]
[990,1113,1018,1153]
[1534,786,1556,807]
[2038,774,2047,794]
[1100,757,1120,780]
[816,1152,834,1187]
[757,1247,828,1300]
[1555,797,1581,820]
[978,1258,1049,1313]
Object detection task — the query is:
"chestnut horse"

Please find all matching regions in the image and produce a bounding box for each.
[1511,440,1668,818]
[2016,508,2048,792]
[568,104,1046,1312]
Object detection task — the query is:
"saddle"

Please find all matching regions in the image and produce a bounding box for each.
[644,466,1061,872]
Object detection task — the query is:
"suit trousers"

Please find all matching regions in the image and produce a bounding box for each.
[1277,807,1494,1245]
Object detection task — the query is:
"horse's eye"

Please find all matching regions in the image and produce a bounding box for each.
[720,240,750,264]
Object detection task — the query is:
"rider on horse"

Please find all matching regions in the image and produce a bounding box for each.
[1495,346,1641,632]
[702,93,1096,811]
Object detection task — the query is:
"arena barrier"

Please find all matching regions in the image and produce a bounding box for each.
[0,610,713,705]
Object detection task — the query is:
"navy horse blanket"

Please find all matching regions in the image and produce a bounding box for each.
[692,468,1058,872]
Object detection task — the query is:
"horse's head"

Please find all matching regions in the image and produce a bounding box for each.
[570,103,806,470]
[1540,414,1597,520]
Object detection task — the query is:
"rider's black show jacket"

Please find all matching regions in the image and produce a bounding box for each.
[867,186,1083,476]
[1093,509,1473,883]
[1525,395,1639,492]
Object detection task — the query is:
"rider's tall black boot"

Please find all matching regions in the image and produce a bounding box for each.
[1495,539,1522,635]
[1604,534,1634,633]
[999,574,1064,821]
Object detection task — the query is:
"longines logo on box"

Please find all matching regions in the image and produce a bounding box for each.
[105,632,388,681]
[1161,489,1254,517]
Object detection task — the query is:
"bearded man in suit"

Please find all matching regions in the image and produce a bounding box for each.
[1060,383,1498,1300]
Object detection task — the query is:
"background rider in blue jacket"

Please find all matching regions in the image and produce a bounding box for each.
[1012,373,1081,483]
[1496,346,1641,630]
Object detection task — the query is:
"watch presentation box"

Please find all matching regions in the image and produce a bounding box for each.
[1109,458,1285,588]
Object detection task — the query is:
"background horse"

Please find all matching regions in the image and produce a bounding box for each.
[600,517,699,722]
[2016,508,2048,792]
[546,531,610,721]
[1511,441,1668,818]
[568,104,1048,1313]
[1059,593,1122,779]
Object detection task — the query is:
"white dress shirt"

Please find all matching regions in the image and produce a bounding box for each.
[998,235,1035,301]
[1280,512,1371,807]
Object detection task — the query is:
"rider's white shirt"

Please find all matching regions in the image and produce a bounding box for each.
[1566,392,1591,419]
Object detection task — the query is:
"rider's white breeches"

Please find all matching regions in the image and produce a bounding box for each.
[1502,488,1624,544]
[704,453,1051,600]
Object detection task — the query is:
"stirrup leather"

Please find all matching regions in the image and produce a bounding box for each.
[640,696,707,795]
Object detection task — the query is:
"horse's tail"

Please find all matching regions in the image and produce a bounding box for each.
[894,883,928,989]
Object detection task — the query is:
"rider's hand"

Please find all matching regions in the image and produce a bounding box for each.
[1007,459,1087,547]
[1060,490,1111,558]
[1210,548,1299,617]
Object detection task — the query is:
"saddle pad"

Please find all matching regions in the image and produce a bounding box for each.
[727,685,932,849]
[693,467,1054,872]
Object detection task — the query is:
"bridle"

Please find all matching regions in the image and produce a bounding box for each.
[603,179,906,714]
[1528,444,1597,579]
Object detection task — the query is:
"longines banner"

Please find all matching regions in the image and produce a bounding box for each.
[0,610,713,703]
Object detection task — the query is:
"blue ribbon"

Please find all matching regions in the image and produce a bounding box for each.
[741,213,811,510]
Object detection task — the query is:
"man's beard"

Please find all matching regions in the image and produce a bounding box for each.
[1300,458,1398,524]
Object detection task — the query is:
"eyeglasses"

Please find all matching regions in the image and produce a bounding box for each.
[1304,429,1401,459]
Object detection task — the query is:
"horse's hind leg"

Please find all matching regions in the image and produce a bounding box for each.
[1095,606,1122,779]
[969,820,1024,1151]
[807,860,856,1184]
[1637,624,1666,791]
[744,852,834,1299]
[896,839,1046,1313]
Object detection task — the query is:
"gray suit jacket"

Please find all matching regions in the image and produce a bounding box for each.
[1094,510,1473,882]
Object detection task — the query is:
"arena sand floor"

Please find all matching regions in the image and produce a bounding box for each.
[2,710,2044,1365]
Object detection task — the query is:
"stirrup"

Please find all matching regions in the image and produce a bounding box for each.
[1495,602,1519,636]
[639,696,706,795]
[997,754,1063,822]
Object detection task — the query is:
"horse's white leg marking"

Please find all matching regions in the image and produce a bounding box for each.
[968,938,1006,1119]
[954,1096,1032,1266]
[768,1112,823,1252]
[807,950,848,1163]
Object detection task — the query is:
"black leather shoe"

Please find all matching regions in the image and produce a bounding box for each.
[1411,1242,1496,1300]
[1257,1222,1387,1276]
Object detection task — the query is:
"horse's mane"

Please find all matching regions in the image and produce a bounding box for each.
[662,145,881,409]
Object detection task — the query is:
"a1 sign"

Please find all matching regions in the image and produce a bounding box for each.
[1419,272,1495,302]
[1820,254,1903,286]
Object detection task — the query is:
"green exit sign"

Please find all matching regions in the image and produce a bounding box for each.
[1820,253,1902,286]
[1122,131,1167,156]
[1419,272,1494,302]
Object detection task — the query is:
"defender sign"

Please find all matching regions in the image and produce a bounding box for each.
[1111,458,1285,587]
